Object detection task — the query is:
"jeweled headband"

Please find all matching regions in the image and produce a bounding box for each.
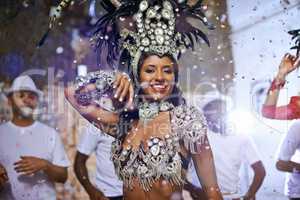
[91,0,214,79]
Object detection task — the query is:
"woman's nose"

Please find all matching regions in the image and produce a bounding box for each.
[155,70,164,80]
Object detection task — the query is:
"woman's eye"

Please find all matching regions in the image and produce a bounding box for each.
[163,68,173,74]
[145,68,155,73]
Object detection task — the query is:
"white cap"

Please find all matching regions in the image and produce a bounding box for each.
[6,75,43,98]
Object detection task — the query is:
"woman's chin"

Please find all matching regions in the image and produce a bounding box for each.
[145,93,169,102]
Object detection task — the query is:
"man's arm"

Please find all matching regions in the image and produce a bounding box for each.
[276,159,300,173]
[191,137,223,200]
[14,156,68,183]
[74,151,108,200]
[244,161,266,200]
[183,180,206,200]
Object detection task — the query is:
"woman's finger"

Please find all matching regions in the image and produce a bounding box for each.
[294,56,300,68]
[125,84,134,110]
[114,77,126,100]
[119,81,130,102]
[113,73,122,89]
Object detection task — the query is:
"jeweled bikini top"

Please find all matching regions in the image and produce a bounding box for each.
[111,104,207,191]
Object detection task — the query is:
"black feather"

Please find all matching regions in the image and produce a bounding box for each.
[288,29,300,56]
[37,28,50,48]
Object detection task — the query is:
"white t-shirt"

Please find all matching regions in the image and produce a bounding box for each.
[77,125,123,197]
[0,121,70,200]
[187,130,261,199]
[277,120,300,198]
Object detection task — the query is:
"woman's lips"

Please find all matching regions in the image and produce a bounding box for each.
[151,84,168,93]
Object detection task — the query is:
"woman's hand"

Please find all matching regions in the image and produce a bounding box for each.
[113,72,134,110]
[64,71,134,127]
[277,53,300,80]
[65,84,120,125]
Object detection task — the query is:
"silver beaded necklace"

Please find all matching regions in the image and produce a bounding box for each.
[138,101,174,121]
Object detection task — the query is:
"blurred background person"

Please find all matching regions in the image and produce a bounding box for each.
[276,120,300,200]
[74,124,123,200]
[187,95,266,200]
[0,75,70,200]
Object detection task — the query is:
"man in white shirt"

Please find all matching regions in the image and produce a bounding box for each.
[276,120,300,200]
[0,75,70,200]
[187,98,266,200]
[74,125,123,200]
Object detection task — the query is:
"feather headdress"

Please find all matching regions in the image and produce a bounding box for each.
[91,0,214,78]
[39,0,213,77]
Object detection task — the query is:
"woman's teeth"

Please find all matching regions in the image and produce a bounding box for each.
[152,84,167,90]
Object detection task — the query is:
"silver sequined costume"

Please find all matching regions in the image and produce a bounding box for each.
[111,104,207,191]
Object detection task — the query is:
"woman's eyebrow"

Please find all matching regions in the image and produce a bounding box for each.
[145,64,155,68]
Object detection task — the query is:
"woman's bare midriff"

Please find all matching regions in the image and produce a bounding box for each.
[123,178,183,200]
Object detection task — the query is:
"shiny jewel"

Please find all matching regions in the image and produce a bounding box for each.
[146,8,156,18]
[153,138,159,144]
[139,1,149,12]
[163,1,173,10]
[155,28,164,35]
[148,141,153,146]
[156,35,165,44]
[150,145,160,156]
[95,79,106,90]
[122,150,128,155]
[156,14,162,20]
[151,40,157,45]
[141,37,150,46]
[126,145,132,150]
[150,23,156,28]
[162,9,172,19]
[154,5,161,10]
[160,102,173,111]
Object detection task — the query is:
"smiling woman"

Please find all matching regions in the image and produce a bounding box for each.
[64,0,223,199]
[138,54,177,101]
